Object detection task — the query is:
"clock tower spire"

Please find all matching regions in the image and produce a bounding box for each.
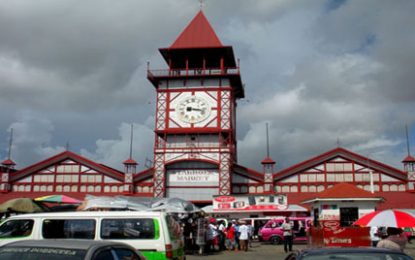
[147,10,244,200]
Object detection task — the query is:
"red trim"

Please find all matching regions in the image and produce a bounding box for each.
[11,151,124,182]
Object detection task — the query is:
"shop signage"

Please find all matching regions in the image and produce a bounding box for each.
[310,221,370,247]
[212,195,288,212]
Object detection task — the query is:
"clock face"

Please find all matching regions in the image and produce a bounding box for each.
[176,96,211,123]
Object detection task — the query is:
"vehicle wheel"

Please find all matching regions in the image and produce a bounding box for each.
[270,236,281,245]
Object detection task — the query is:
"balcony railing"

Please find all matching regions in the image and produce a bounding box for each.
[147,67,240,78]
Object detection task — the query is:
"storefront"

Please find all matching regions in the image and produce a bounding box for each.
[302,183,384,247]
[202,194,308,219]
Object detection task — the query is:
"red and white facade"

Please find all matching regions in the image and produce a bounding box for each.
[1,10,415,210]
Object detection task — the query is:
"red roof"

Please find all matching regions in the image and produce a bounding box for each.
[261,157,276,164]
[123,158,138,165]
[402,155,415,163]
[170,11,222,49]
[275,147,407,182]
[11,150,124,182]
[287,190,415,211]
[1,159,16,166]
[310,183,380,199]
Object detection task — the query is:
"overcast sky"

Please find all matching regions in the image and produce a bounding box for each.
[1,0,414,173]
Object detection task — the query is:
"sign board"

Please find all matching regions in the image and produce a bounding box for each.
[310,221,370,247]
[212,195,288,212]
[167,169,219,187]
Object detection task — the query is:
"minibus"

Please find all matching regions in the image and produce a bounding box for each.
[0,211,185,260]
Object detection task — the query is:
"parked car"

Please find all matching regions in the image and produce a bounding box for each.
[259,217,311,244]
[0,239,145,260]
[284,247,413,260]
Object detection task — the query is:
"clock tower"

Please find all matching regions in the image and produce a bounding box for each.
[147,11,244,201]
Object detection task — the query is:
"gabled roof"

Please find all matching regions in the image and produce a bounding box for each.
[170,10,222,49]
[10,150,124,182]
[274,147,407,181]
[302,183,383,204]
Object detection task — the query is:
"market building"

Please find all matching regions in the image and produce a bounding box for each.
[1,10,415,213]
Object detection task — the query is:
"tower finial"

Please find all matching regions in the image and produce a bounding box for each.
[129,124,134,159]
[7,128,13,160]
[406,124,411,156]
[266,122,270,158]
[199,0,205,10]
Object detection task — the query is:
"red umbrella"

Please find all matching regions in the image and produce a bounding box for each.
[354,209,415,228]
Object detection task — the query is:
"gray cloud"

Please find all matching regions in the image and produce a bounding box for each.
[0,0,414,173]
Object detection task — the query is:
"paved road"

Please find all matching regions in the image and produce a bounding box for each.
[187,241,415,260]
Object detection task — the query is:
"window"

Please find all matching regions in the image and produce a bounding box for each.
[0,219,34,238]
[166,215,181,240]
[101,218,156,239]
[42,219,95,239]
[340,207,358,227]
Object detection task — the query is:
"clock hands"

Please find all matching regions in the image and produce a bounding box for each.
[186,106,204,112]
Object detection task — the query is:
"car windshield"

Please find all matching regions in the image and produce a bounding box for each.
[302,252,412,260]
[0,246,87,260]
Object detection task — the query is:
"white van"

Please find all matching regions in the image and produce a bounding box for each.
[0,211,185,260]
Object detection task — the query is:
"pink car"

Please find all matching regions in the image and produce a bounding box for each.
[258,217,311,244]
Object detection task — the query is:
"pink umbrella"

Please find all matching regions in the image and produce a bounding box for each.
[354,209,415,228]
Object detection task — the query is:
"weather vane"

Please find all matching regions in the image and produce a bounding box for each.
[199,0,205,9]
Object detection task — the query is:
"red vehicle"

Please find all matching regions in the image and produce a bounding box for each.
[258,217,311,244]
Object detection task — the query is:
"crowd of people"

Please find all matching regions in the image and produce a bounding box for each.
[183,217,256,255]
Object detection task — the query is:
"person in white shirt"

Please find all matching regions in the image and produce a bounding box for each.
[238,221,249,251]
[281,217,293,253]
[370,226,381,247]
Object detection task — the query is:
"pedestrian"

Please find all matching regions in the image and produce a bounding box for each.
[206,218,218,253]
[248,223,254,248]
[195,217,207,255]
[232,219,240,251]
[376,227,407,252]
[224,222,236,251]
[218,220,226,251]
[238,220,249,252]
[370,226,380,247]
[379,227,407,251]
[281,217,293,253]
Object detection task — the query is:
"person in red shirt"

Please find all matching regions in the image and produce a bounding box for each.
[224,223,236,251]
